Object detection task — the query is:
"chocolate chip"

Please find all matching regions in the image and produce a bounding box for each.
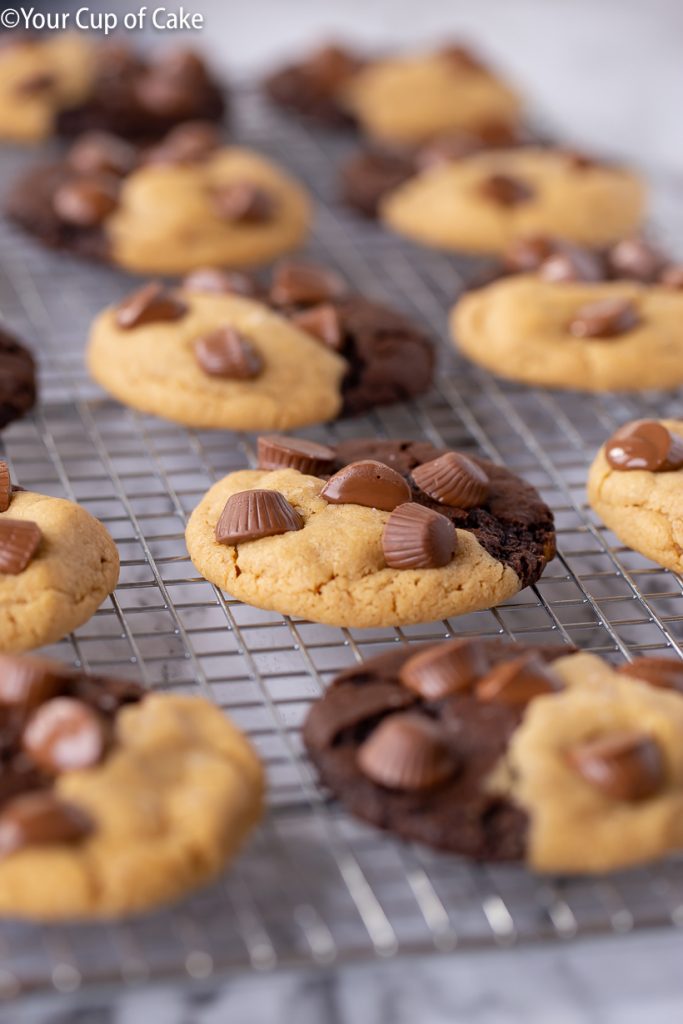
[0,654,70,709]
[475,654,562,706]
[569,297,640,339]
[215,489,303,545]
[144,121,220,165]
[358,713,458,791]
[290,303,345,351]
[22,697,107,774]
[604,420,683,472]
[211,183,276,224]
[412,452,490,508]
[618,657,683,693]
[607,238,664,282]
[0,462,10,513]
[477,173,534,206]
[538,245,604,283]
[0,518,41,574]
[567,731,665,801]
[304,681,415,750]
[659,265,683,290]
[115,282,187,330]
[67,132,137,178]
[52,176,119,227]
[182,267,260,297]
[503,235,557,273]
[270,262,348,307]
[321,460,411,511]
[0,792,92,857]
[382,502,456,570]
[193,327,263,379]
[257,435,336,476]
[399,638,491,700]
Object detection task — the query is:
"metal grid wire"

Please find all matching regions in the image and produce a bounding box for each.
[0,86,683,1001]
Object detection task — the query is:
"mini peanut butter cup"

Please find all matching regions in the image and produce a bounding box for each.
[290,303,344,350]
[569,297,640,339]
[211,182,276,224]
[67,132,137,178]
[0,653,71,709]
[53,176,119,228]
[606,238,664,282]
[0,793,92,858]
[477,173,534,206]
[116,282,187,329]
[270,261,348,307]
[215,489,302,545]
[605,420,683,472]
[193,327,263,379]
[0,462,10,513]
[22,697,107,774]
[412,451,489,508]
[399,637,492,700]
[182,267,260,297]
[618,656,683,693]
[538,246,604,283]
[659,264,683,289]
[257,435,336,476]
[382,502,456,569]
[475,653,562,706]
[567,730,665,801]
[357,713,458,792]
[0,518,42,575]
[143,121,220,164]
[321,460,411,511]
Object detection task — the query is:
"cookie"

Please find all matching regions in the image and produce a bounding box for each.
[380,148,645,254]
[588,419,683,571]
[0,652,263,918]
[87,262,435,429]
[0,473,119,652]
[185,438,555,628]
[263,42,363,127]
[6,124,311,274]
[304,641,683,872]
[0,35,224,143]
[0,326,36,430]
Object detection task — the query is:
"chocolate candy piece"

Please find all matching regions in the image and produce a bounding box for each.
[0,519,41,574]
[193,327,263,379]
[270,262,348,307]
[604,420,683,472]
[321,460,411,511]
[257,435,336,476]
[477,173,534,206]
[340,148,415,217]
[116,282,187,329]
[439,43,486,73]
[304,681,415,750]
[67,132,137,178]
[660,265,683,290]
[304,43,361,90]
[215,489,302,545]
[0,653,70,709]
[382,502,456,570]
[211,183,276,224]
[22,697,107,774]
[475,653,561,706]
[412,451,489,508]
[0,792,92,857]
[144,121,220,165]
[290,304,344,350]
[0,462,10,513]
[618,657,683,693]
[569,297,640,339]
[538,246,604,283]
[567,731,665,801]
[52,176,119,227]
[357,712,458,791]
[399,638,491,700]
[607,238,663,282]
[182,267,260,297]
[0,328,36,431]
[503,235,556,273]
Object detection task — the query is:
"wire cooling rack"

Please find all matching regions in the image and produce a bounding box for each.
[1,86,683,1002]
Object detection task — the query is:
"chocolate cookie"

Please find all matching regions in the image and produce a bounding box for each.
[304,644,683,871]
[0,327,36,430]
[263,42,363,128]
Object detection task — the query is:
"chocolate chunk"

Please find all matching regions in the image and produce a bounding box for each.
[567,731,665,801]
[618,657,683,693]
[182,267,260,297]
[193,327,263,379]
[477,173,534,206]
[659,265,683,290]
[52,176,119,227]
[0,328,36,431]
[503,235,557,273]
[382,502,456,569]
[569,298,640,339]
[321,460,411,511]
[412,452,490,508]
[22,698,107,774]
[0,462,10,513]
[0,654,70,709]
[215,489,302,545]
[340,148,415,218]
[67,132,137,178]
[304,681,415,750]
[0,519,42,575]
[607,238,663,282]
[290,304,344,350]
[357,713,458,791]
[0,792,92,857]
[144,121,220,164]
[538,246,604,283]
[399,638,491,700]
[115,282,187,329]
[604,420,683,472]
[270,262,348,307]
[257,435,336,476]
[211,183,276,224]
[475,654,562,706]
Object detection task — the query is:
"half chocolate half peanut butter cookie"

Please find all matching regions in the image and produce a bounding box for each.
[186,438,555,628]
[304,641,683,872]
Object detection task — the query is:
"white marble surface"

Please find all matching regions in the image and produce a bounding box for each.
[15,1,683,1020]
